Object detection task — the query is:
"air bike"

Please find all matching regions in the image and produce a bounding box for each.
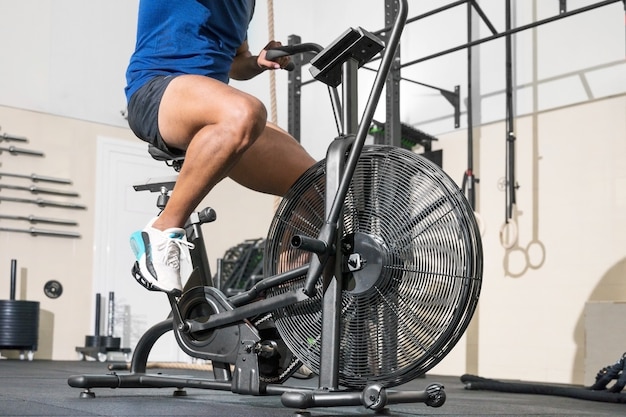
[69,0,483,412]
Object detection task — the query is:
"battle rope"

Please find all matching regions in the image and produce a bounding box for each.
[461,353,626,404]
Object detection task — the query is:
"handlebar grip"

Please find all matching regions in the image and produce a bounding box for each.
[266,43,324,71]
[265,48,290,61]
[266,48,295,71]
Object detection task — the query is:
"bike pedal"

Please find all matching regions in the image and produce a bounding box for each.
[131,262,182,297]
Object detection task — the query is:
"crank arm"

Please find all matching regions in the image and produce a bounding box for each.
[229,264,309,306]
[184,289,308,334]
[167,293,185,330]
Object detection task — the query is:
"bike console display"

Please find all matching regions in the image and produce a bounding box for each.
[309,27,384,87]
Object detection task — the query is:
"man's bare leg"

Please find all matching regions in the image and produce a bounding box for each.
[153,74,315,231]
[130,74,315,293]
[228,121,315,194]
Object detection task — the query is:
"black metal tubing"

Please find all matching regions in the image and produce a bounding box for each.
[287,35,302,141]
[384,0,402,148]
[504,0,516,222]
[94,293,101,336]
[390,0,619,210]
[317,137,353,391]
[227,265,309,306]
[401,0,622,68]
[187,223,212,285]
[9,259,17,301]
[342,59,359,134]
[283,38,322,142]
[301,0,408,297]
[129,319,173,374]
[68,372,234,391]
[465,1,476,209]
[187,289,308,333]
[280,384,442,409]
[373,0,465,37]
[287,1,620,182]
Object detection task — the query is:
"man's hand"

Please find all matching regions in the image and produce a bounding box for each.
[230,40,291,80]
[257,40,291,70]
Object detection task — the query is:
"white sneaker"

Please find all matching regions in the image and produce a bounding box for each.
[130,219,195,294]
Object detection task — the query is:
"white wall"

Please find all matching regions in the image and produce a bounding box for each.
[1,1,622,136]
[0,106,136,360]
[433,96,626,384]
[0,0,624,386]
[0,0,135,127]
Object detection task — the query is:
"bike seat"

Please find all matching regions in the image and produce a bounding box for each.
[148,145,185,162]
[148,145,185,172]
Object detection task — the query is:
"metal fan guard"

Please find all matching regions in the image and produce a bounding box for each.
[264,145,482,389]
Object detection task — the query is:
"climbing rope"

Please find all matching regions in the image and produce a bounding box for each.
[267,0,278,124]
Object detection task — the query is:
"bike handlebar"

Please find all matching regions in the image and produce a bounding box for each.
[266,43,325,71]
[266,42,324,60]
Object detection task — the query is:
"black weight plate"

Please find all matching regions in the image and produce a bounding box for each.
[43,280,63,298]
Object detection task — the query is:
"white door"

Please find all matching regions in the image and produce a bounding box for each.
[93,136,187,362]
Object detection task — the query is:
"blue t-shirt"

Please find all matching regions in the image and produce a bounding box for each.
[125,0,256,102]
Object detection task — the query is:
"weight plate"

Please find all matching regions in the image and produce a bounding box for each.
[43,280,63,298]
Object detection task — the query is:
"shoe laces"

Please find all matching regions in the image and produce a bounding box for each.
[157,231,195,269]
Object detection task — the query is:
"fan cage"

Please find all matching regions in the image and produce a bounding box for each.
[263,145,482,389]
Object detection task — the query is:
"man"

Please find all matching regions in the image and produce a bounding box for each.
[125,0,316,294]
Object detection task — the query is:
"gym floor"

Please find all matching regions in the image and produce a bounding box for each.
[0,360,624,417]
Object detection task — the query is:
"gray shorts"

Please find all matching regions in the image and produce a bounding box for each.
[127,75,185,156]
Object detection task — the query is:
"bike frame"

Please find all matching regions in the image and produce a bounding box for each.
[69,0,447,410]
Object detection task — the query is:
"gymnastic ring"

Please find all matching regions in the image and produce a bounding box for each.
[499,219,518,249]
[503,246,528,278]
[525,239,546,269]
